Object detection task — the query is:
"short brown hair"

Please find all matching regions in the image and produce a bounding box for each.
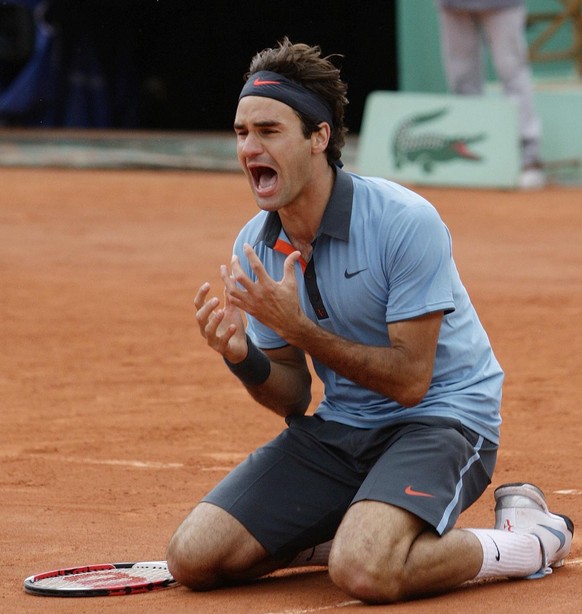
[246,37,348,164]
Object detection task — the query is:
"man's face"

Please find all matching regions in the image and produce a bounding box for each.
[234,96,315,212]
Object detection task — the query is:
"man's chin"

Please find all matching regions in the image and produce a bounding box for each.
[252,190,282,211]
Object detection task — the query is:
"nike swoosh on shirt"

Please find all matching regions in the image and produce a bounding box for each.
[344,268,368,279]
[404,485,435,498]
[253,77,280,86]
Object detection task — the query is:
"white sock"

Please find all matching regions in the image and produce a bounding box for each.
[465,528,542,579]
[287,540,333,568]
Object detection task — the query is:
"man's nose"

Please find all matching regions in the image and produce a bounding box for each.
[239,132,263,156]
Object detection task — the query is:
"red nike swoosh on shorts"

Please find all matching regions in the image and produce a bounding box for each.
[405,485,435,498]
[253,77,280,86]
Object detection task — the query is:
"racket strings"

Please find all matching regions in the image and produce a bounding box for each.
[30,566,174,590]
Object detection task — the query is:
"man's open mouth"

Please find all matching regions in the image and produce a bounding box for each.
[250,165,278,193]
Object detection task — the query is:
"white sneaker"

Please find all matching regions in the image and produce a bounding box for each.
[494,482,574,579]
[518,164,546,190]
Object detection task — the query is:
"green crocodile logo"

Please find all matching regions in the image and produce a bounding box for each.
[393,108,486,173]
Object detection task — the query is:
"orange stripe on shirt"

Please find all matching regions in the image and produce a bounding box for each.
[273,238,307,273]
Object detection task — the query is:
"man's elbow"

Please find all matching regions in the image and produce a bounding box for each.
[283,390,312,416]
[397,391,425,408]
[394,375,431,408]
[254,387,311,418]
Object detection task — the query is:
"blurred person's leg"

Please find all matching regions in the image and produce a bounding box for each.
[483,6,542,168]
[439,8,484,95]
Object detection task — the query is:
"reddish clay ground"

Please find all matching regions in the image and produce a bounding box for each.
[1,168,581,613]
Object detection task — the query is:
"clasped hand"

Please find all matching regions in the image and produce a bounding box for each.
[194,243,304,361]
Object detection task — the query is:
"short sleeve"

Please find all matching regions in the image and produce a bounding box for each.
[385,204,456,323]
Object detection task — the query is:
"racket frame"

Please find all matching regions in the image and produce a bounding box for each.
[23,561,177,597]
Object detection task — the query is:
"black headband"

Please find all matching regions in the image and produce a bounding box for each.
[239,70,334,128]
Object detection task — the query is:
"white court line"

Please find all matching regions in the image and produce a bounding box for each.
[263,601,360,614]
[41,455,183,469]
[554,489,582,496]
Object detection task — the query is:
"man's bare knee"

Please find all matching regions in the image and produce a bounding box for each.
[166,504,223,590]
[167,535,218,590]
[327,501,426,603]
[166,502,271,590]
[328,542,405,604]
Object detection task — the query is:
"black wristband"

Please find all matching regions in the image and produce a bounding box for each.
[224,335,271,386]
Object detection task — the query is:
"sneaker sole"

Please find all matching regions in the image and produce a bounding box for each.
[553,513,575,567]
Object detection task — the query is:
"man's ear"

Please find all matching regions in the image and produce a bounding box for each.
[311,122,331,154]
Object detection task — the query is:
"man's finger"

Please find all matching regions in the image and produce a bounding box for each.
[193,282,211,309]
[242,243,271,283]
[283,250,302,280]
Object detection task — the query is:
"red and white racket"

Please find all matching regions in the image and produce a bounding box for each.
[23,561,177,597]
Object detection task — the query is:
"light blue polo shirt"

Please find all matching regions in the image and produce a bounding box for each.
[233,169,503,444]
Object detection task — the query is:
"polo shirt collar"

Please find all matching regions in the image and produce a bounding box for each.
[254,167,354,248]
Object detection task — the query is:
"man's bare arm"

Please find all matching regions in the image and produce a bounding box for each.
[226,244,442,408]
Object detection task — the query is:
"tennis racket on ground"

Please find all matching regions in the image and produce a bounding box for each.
[23,561,177,597]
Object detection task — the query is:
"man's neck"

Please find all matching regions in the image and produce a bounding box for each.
[279,162,335,261]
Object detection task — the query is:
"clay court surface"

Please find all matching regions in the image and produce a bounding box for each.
[1,167,581,613]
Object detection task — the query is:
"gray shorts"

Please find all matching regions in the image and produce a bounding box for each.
[202,414,497,558]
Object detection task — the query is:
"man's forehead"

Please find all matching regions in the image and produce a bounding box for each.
[234,96,297,125]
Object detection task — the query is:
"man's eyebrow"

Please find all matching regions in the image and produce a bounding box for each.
[233,119,283,130]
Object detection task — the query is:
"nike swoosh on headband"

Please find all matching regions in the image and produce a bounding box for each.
[253,77,281,86]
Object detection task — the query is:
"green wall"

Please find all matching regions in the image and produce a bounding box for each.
[398,0,578,92]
